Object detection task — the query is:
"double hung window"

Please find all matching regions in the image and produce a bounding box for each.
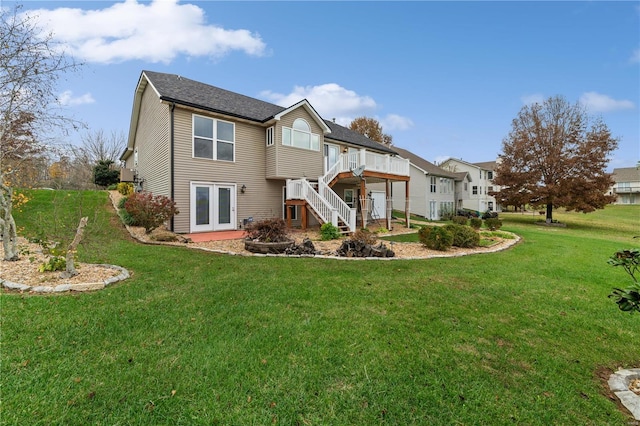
[282,118,320,151]
[193,115,235,161]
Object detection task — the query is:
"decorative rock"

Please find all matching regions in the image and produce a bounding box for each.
[609,368,640,420]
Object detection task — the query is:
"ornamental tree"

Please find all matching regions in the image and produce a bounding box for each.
[492,96,618,223]
[1,5,82,260]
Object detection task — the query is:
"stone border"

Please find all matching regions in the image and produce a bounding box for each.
[1,264,131,293]
[609,368,640,420]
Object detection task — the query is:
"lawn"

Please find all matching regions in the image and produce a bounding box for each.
[2,190,639,425]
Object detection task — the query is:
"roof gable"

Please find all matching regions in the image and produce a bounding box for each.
[392,147,460,179]
[124,70,398,157]
[613,167,640,182]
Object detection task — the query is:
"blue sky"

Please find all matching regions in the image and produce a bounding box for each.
[11,0,640,169]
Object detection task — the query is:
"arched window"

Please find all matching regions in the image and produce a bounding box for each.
[282,118,320,151]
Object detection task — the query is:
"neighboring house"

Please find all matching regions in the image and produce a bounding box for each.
[120,70,410,234]
[382,147,470,220]
[609,166,640,205]
[438,158,501,213]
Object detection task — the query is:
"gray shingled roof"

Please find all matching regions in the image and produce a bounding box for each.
[142,70,396,154]
[391,146,460,179]
[613,167,640,183]
[473,161,498,171]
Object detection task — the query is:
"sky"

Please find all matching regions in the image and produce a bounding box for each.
[7,0,640,169]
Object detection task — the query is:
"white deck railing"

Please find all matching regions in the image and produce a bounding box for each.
[323,150,410,181]
[287,178,356,232]
[287,149,408,233]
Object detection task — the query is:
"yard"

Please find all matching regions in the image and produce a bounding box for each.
[1,190,638,425]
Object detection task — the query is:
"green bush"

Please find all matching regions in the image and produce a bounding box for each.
[117,196,128,210]
[470,217,482,229]
[484,218,503,230]
[117,182,134,196]
[93,160,120,188]
[39,256,66,272]
[418,226,453,251]
[444,224,480,248]
[452,215,468,226]
[608,248,640,314]
[106,184,118,190]
[124,192,179,233]
[118,209,139,226]
[320,223,341,241]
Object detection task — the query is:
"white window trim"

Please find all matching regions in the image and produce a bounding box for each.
[192,114,236,162]
[282,118,320,151]
[266,126,274,146]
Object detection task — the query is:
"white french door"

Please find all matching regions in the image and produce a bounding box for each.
[190,182,236,232]
[324,143,340,174]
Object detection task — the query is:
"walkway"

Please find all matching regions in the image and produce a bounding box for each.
[185,230,247,242]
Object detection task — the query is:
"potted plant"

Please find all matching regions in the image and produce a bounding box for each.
[244,218,294,254]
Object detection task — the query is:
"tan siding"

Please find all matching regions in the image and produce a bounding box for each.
[134,85,170,197]
[172,108,284,233]
[268,108,324,179]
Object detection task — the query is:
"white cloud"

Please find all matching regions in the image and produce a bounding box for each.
[261,83,377,122]
[521,93,545,106]
[631,48,640,63]
[261,83,413,132]
[58,90,95,106]
[381,114,414,131]
[579,92,634,113]
[23,0,266,64]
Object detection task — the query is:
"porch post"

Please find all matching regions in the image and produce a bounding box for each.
[301,203,307,230]
[405,180,410,229]
[385,179,392,230]
[360,178,367,229]
[286,202,292,228]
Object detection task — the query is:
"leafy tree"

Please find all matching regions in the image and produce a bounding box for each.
[349,117,393,146]
[93,160,120,188]
[1,5,82,260]
[493,96,618,223]
[608,248,640,314]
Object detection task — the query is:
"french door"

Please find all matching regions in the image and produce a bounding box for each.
[190,182,236,232]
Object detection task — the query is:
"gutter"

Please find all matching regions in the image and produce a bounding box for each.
[170,102,175,232]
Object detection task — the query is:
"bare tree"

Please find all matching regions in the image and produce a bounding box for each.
[80,129,126,164]
[349,117,393,146]
[493,96,618,223]
[1,5,83,260]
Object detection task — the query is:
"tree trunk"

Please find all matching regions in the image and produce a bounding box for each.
[60,216,88,278]
[0,184,19,261]
[546,202,553,224]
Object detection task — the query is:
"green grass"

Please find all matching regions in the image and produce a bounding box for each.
[2,192,639,425]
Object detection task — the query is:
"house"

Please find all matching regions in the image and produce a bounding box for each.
[609,166,640,205]
[438,158,501,213]
[120,70,410,234]
[382,147,470,220]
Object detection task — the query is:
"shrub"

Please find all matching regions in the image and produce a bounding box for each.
[119,208,139,226]
[608,248,640,314]
[245,217,290,242]
[124,192,179,233]
[93,160,120,188]
[484,218,503,230]
[39,256,66,272]
[470,217,482,229]
[418,226,453,251]
[444,224,480,248]
[117,196,128,210]
[117,182,134,196]
[320,223,341,241]
[352,228,377,245]
[452,215,468,226]
[106,184,118,190]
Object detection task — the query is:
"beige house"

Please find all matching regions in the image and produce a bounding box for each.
[384,147,470,220]
[609,166,640,205]
[120,71,410,234]
[438,158,501,213]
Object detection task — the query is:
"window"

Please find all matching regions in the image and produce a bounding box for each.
[464,182,468,191]
[344,189,355,208]
[487,171,493,180]
[266,126,274,146]
[488,186,494,194]
[430,177,437,193]
[282,118,320,151]
[193,115,235,161]
[472,186,478,195]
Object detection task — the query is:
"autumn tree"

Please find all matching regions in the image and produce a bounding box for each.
[493,96,618,223]
[349,117,393,146]
[1,5,82,260]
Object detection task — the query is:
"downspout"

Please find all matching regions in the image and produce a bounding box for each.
[170,102,175,232]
